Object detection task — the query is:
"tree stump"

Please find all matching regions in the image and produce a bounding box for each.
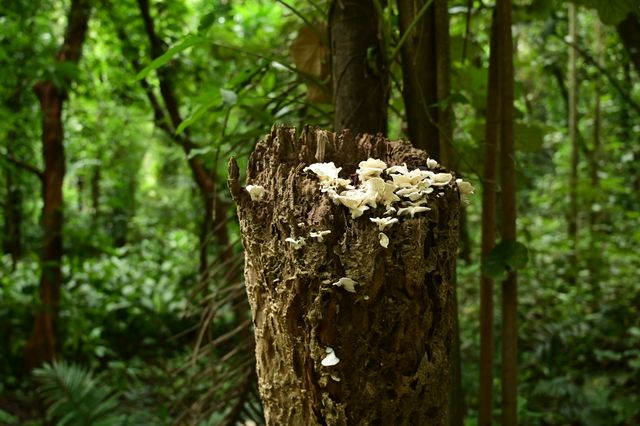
[229,126,459,425]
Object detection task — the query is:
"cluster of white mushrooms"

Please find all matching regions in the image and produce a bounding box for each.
[245,157,474,371]
[245,157,474,264]
[302,157,474,249]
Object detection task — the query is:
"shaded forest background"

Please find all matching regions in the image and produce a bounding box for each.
[1,0,639,424]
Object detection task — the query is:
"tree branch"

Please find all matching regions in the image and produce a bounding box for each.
[0,153,44,180]
[556,34,640,116]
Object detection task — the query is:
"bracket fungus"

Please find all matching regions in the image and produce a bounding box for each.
[285,237,306,250]
[332,277,358,293]
[246,184,266,201]
[321,347,340,367]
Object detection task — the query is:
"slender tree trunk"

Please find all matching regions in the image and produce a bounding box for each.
[76,175,84,213]
[479,15,500,426]
[586,21,603,301]
[135,0,233,279]
[497,0,517,423]
[230,126,458,425]
[434,0,453,167]
[330,0,388,135]
[568,4,579,280]
[90,165,100,231]
[618,12,640,76]
[3,144,23,270]
[398,0,439,155]
[24,0,91,371]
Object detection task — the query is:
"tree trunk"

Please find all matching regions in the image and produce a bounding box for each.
[398,0,439,155]
[497,0,518,423]
[479,14,500,426]
[568,3,579,279]
[618,12,640,76]
[587,20,602,299]
[90,165,100,231]
[230,126,459,425]
[396,0,453,164]
[135,0,232,279]
[330,0,388,135]
[3,144,23,270]
[24,0,91,371]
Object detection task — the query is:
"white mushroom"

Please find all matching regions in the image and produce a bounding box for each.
[303,162,342,181]
[397,206,431,218]
[285,237,306,249]
[427,158,439,169]
[431,173,453,186]
[456,178,475,204]
[246,185,266,201]
[333,277,357,293]
[310,230,331,242]
[357,158,387,180]
[370,217,398,231]
[379,232,389,248]
[322,347,340,366]
[386,163,409,175]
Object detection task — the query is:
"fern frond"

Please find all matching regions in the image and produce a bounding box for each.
[34,361,126,426]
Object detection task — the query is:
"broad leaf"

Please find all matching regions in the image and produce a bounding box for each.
[482,240,529,280]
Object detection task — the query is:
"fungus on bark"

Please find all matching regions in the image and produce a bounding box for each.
[229,126,466,425]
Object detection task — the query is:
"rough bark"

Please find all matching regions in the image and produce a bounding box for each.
[25,0,91,370]
[497,0,518,423]
[618,12,640,76]
[230,126,459,425]
[479,15,500,426]
[396,0,453,164]
[330,0,388,135]
[398,0,439,156]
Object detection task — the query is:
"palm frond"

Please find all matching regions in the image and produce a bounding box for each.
[34,361,127,426]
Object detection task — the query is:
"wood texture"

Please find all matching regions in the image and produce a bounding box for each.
[230,126,460,425]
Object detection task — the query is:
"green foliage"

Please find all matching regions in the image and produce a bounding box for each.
[570,0,637,25]
[1,0,639,424]
[34,361,125,426]
[481,240,529,280]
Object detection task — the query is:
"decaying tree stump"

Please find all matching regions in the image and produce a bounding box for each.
[229,126,459,425]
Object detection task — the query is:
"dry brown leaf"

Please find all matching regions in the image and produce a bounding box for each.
[290,24,331,103]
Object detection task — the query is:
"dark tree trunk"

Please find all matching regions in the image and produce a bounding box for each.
[3,169,23,270]
[135,0,232,279]
[230,126,459,425]
[479,15,500,426]
[3,142,23,270]
[397,0,452,164]
[497,0,518,423]
[618,13,640,76]
[90,165,100,231]
[398,0,439,155]
[568,4,579,279]
[24,0,91,371]
[330,0,388,135]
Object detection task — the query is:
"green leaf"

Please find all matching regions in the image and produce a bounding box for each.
[135,35,205,80]
[482,240,529,280]
[220,88,238,106]
[176,89,222,134]
[186,146,214,160]
[198,12,217,32]
[515,121,549,152]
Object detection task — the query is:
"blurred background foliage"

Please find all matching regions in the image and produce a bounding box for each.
[0,0,639,424]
